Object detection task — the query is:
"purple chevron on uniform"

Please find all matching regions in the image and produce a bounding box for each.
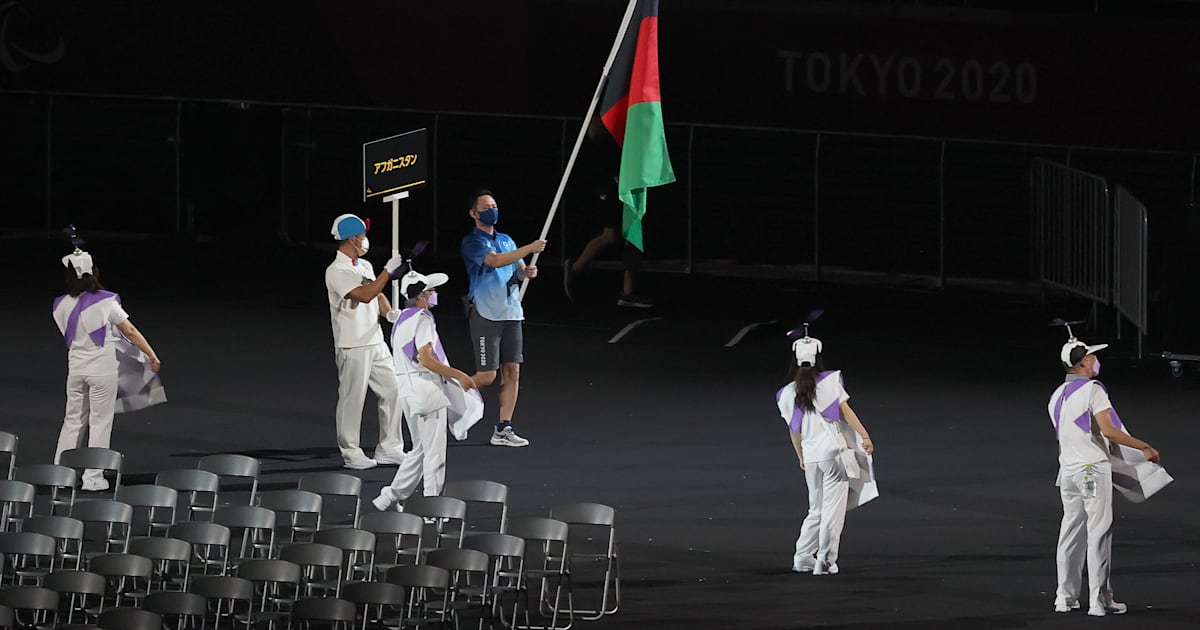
[1073,410,1092,433]
[61,290,117,348]
[1053,378,1091,436]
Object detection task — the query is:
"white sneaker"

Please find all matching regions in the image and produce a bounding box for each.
[490,426,529,447]
[812,561,839,576]
[344,457,378,470]
[1088,601,1127,617]
[1053,599,1080,613]
[373,451,405,466]
[372,488,396,512]
[791,559,815,574]
[81,478,110,492]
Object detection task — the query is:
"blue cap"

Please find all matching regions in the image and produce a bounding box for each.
[331,214,368,240]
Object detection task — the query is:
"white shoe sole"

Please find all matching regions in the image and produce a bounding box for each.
[344,459,378,470]
[490,437,529,447]
[373,454,405,465]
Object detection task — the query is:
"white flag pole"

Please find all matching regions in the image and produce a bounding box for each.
[384,191,410,306]
[519,0,639,301]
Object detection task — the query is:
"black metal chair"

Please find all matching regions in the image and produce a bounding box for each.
[0,586,60,628]
[70,500,133,556]
[43,570,106,625]
[550,503,619,619]
[359,511,425,575]
[0,481,34,533]
[237,559,302,630]
[88,553,152,608]
[189,575,254,630]
[58,448,124,494]
[97,606,162,630]
[142,591,207,630]
[341,581,405,630]
[0,532,57,586]
[115,484,178,537]
[297,473,362,529]
[286,596,356,630]
[385,565,451,630]
[13,465,76,516]
[23,516,86,571]
[128,536,192,591]
[155,469,221,522]
[169,521,232,577]
[506,517,573,630]
[198,454,260,507]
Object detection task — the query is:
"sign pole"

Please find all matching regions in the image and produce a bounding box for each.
[383,191,410,306]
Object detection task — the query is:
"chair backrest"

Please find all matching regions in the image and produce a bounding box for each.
[142,591,207,618]
[0,603,12,629]
[115,485,178,536]
[168,521,231,547]
[402,496,467,521]
[0,531,56,557]
[298,472,362,497]
[506,517,569,543]
[549,502,615,527]
[258,489,322,535]
[0,430,15,479]
[462,533,525,559]
[43,570,107,596]
[291,596,356,622]
[213,506,275,530]
[115,484,178,509]
[313,527,375,553]
[359,511,425,537]
[129,536,192,562]
[59,448,123,475]
[89,553,153,579]
[0,480,34,504]
[279,543,343,569]
[0,585,59,612]
[154,469,219,494]
[385,564,451,589]
[23,516,85,569]
[70,500,134,526]
[188,575,254,600]
[425,548,489,573]
[23,515,86,541]
[98,606,163,630]
[236,558,301,584]
[197,454,259,503]
[14,464,76,515]
[341,581,405,606]
[299,472,362,526]
[443,479,509,533]
[0,480,35,530]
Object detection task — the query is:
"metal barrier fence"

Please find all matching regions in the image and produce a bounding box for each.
[1032,158,1111,304]
[1113,185,1149,356]
[1,91,1195,288]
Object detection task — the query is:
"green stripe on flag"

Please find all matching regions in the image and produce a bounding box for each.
[617,100,674,252]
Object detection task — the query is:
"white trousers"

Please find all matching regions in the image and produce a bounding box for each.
[794,458,850,567]
[55,372,117,484]
[1056,467,1114,608]
[334,343,403,462]
[383,400,448,504]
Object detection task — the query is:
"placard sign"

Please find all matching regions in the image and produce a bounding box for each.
[363,128,428,201]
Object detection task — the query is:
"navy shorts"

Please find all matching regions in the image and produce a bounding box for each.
[469,309,524,372]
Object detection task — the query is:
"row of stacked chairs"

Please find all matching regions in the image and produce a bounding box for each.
[0,435,620,629]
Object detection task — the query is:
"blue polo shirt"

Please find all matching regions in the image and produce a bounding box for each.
[462,227,525,321]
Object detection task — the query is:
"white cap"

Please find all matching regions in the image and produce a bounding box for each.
[793,336,823,367]
[330,214,368,240]
[400,270,449,300]
[62,249,94,278]
[1061,339,1108,367]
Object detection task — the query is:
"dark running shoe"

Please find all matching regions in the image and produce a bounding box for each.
[617,292,654,308]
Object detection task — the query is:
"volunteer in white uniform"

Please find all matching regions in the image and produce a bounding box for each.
[373,268,478,511]
[777,333,873,576]
[325,213,407,470]
[1049,334,1160,616]
[52,245,160,491]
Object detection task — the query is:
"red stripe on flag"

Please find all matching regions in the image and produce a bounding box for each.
[627,17,661,107]
[601,93,631,146]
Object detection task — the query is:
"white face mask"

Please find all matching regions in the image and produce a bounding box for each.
[357,236,370,254]
[1091,356,1101,377]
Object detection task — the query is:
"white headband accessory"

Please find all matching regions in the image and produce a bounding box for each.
[62,248,94,278]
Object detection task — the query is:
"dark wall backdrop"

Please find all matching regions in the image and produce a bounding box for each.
[4,0,1200,148]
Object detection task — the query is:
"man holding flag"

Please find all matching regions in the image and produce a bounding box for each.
[527,0,674,304]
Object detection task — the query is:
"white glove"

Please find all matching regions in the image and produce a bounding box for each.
[386,309,401,324]
[385,254,406,278]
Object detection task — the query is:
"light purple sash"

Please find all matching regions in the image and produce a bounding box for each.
[1052,379,1094,436]
[779,370,843,433]
[59,290,117,348]
[395,307,447,364]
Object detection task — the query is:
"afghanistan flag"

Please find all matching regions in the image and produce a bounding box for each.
[598,0,675,252]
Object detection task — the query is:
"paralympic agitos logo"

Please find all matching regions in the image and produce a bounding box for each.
[0,1,65,74]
